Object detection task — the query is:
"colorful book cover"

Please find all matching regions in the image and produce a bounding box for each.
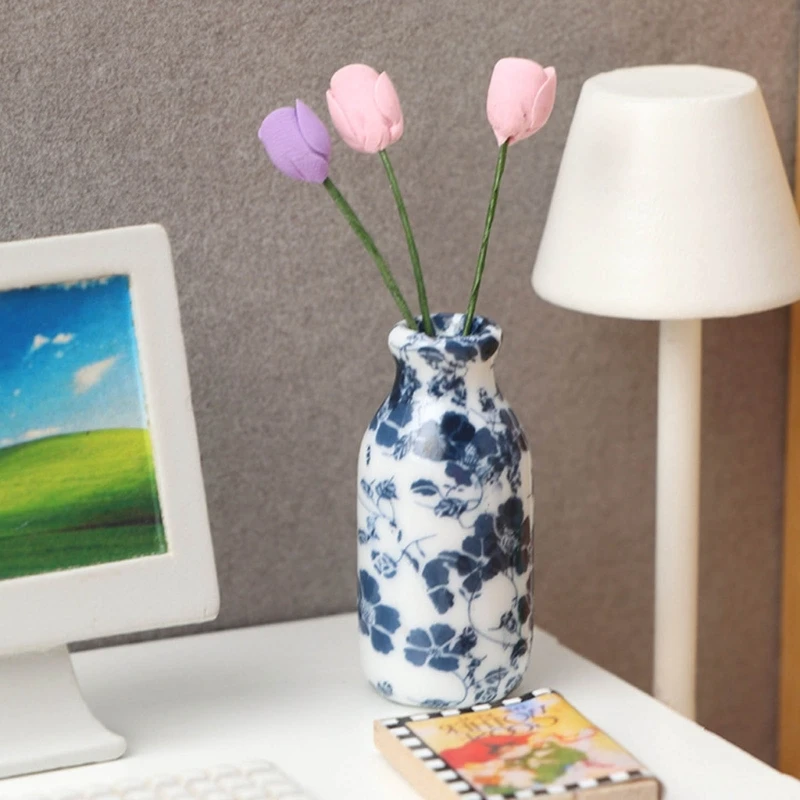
[375,689,659,798]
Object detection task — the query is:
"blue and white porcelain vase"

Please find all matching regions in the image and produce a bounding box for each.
[357,312,533,708]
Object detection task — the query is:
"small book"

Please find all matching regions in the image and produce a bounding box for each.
[375,688,660,799]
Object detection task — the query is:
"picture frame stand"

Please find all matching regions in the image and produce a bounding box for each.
[0,645,126,779]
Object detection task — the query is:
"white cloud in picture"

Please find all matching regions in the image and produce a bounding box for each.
[21,427,61,442]
[29,332,74,354]
[0,427,62,447]
[12,389,20,397]
[73,356,118,395]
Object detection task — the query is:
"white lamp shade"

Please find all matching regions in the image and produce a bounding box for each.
[532,65,800,320]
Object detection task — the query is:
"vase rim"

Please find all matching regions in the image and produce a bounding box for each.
[392,312,501,341]
[389,313,502,363]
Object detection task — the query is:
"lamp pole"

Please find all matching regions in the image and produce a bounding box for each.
[653,318,702,719]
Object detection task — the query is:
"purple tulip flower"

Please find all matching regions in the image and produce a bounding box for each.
[258,100,331,183]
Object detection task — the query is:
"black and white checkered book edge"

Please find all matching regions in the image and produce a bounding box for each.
[379,687,557,731]
[379,689,652,798]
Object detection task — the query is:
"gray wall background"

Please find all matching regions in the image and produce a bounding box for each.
[1,0,796,764]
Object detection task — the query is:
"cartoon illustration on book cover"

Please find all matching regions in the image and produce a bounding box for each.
[406,692,644,795]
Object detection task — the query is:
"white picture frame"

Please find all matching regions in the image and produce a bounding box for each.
[0,224,219,655]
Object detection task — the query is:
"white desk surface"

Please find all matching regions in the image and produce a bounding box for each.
[2,613,799,799]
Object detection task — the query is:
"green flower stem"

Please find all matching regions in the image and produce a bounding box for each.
[463,139,509,336]
[379,150,434,337]
[323,177,415,328]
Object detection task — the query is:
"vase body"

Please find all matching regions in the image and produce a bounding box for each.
[357,313,533,708]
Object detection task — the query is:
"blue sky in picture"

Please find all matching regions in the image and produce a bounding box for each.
[0,276,148,449]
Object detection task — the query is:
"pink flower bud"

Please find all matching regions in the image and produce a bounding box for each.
[326,64,404,154]
[487,58,557,146]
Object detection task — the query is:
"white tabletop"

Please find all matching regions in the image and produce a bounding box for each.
[2,613,799,799]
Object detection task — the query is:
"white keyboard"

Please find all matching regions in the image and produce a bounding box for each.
[21,761,314,800]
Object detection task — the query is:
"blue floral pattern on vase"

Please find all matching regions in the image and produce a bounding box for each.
[357,313,534,708]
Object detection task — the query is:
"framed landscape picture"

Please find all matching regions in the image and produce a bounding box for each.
[0,225,218,655]
[0,275,166,579]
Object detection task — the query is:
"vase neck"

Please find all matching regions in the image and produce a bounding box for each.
[388,313,502,377]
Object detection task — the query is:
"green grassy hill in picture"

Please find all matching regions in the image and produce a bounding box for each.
[0,428,166,580]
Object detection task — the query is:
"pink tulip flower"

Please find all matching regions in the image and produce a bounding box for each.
[486,58,557,145]
[326,64,404,153]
